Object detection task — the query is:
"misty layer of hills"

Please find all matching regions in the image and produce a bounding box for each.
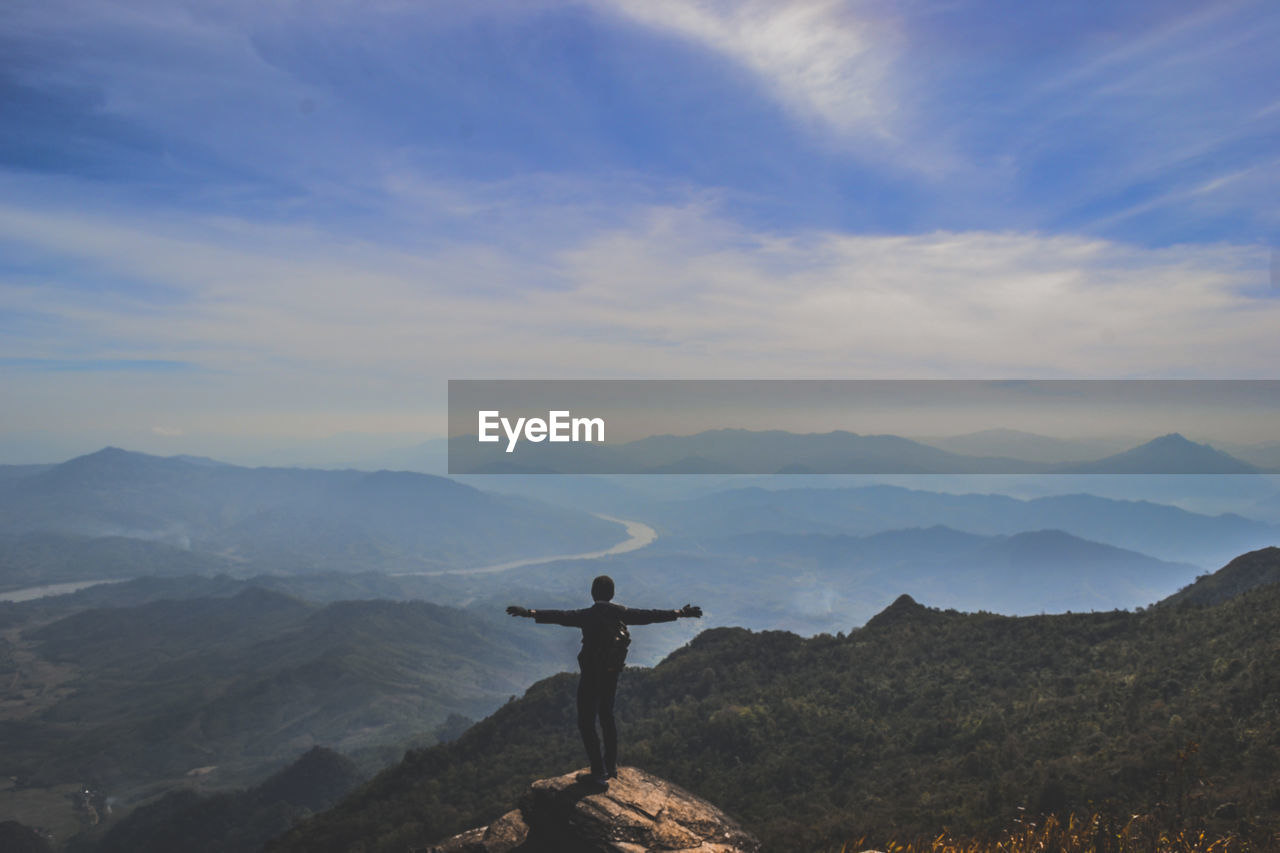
[450,429,1274,475]
[375,529,1195,641]
[698,527,1197,617]
[1,444,1278,851]
[4,447,1276,609]
[0,534,234,591]
[0,448,622,583]
[645,483,1277,568]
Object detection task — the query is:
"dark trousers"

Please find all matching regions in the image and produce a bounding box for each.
[576,668,620,776]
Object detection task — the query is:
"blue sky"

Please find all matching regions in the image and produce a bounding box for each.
[1,0,1278,461]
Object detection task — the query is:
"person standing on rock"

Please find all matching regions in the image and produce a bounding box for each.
[507,574,701,788]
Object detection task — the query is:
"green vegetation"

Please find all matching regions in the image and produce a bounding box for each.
[270,561,1280,853]
[0,588,570,835]
[1159,548,1280,608]
[0,634,15,675]
[90,747,363,853]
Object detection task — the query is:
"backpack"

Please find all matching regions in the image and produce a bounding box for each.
[587,617,631,674]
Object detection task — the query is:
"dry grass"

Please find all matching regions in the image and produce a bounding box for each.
[823,812,1264,853]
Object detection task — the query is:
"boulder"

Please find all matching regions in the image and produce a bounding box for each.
[428,767,760,853]
[426,808,529,853]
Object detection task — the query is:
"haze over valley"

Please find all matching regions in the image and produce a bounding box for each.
[1,440,1277,849]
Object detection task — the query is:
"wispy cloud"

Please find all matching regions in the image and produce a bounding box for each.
[556,206,1276,377]
[587,0,898,141]
[988,0,1280,237]
[0,192,1273,397]
[4,0,1276,242]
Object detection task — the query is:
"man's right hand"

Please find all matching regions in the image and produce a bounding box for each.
[507,605,532,618]
[679,604,702,618]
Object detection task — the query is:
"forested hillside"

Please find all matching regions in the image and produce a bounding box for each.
[0,589,571,830]
[89,747,363,853]
[271,549,1280,853]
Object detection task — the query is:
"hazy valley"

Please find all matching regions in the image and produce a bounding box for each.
[0,442,1277,851]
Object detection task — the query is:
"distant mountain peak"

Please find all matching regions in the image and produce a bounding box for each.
[32,446,184,488]
[254,747,363,812]
[1056,433,1259,474]
[74,446,143,463]
[58,446,178,470]
[86,446,166,460]
[866,593,933,629]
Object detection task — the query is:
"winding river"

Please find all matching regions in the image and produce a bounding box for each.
[0,578,130,603]
[1,515,659,600]
[393,514,658,577]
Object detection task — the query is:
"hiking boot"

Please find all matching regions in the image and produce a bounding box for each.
[576,771,610,789]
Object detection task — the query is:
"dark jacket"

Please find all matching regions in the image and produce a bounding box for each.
[534,601,678,671]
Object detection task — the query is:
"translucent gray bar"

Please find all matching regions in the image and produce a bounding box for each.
[447,380,1280,475]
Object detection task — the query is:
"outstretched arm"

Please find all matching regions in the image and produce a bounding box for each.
[505,606,590,627]
[622,604,702,625]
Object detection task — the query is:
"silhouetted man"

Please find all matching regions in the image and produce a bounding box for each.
[508,575,701,787]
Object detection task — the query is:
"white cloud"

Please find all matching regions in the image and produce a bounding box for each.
[587,0,898,141]
[0,191,1275,444]
[555,209,1275,378]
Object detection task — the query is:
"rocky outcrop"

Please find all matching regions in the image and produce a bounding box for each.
[426,767,761,853]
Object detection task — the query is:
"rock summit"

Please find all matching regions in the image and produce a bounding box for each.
[427,766,761,853]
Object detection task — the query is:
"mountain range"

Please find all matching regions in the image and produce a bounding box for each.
[3,444,1278,850]
[268,547,1280,853]
[915,429,1135,463]
[699,526,1199,617]
[0,448,622,576]
[92,746,365,853]
[0,533,235,593]
[0,587,572,832]
[645,482,1278,568]
[2,525,1274,850]
[449,430,1273,475]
